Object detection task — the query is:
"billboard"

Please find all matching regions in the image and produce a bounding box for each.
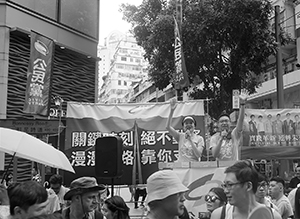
[64,100,205,185]
[241,109,300,160]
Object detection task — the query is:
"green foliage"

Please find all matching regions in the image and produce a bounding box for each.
[120,0,280,118]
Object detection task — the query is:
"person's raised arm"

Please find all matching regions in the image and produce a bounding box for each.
[166,98,180,142]
[236,89,249,133]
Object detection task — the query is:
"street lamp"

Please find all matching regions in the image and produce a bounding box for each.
[54,96,64,174]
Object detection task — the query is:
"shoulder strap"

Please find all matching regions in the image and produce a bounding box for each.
[267,206,274,219]
[95,210,103,219]
[220,205,226,219]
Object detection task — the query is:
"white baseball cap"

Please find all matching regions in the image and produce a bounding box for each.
[146,170,188,204]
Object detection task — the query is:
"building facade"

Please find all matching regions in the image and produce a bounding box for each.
[248,0,299,108]
[0,0,100,181]
[98,31,148,103]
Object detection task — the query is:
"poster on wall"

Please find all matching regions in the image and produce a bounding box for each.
[241,109,300,160]
[64,100,205,185]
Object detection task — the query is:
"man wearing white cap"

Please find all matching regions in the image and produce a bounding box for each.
[167,98,205,162]
[146,170,189,219]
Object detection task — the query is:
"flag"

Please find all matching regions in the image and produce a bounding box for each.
[173,0,189,90]
[23,31,54,116]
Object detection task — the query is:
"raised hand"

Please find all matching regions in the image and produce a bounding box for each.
[239,89,249,104]
[170,97,177,110]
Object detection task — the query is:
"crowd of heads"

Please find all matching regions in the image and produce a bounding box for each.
[1,159,298,219]
[0,174,131,219]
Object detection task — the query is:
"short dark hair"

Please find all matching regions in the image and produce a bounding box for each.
[250,115,255,118]
[49,174,63,185]
[257,173,268,183]
[8,181,48,215]
[104,196,130,219]
[225,160,259,193]
[270,177,285,187]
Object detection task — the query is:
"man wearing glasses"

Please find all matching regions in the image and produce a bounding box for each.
[210,90,248,161]
[211,160,273,219]
[255,174,281,219]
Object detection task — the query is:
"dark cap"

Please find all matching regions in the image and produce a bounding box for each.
[64,177,106,200]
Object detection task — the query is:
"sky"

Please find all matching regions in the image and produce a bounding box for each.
[99,0,143,45]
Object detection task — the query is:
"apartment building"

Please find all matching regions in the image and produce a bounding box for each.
[98,31,148,103]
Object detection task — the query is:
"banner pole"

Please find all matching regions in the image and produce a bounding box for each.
[177,89,183,101]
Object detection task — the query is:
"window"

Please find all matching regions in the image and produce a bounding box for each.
[121,57,127,61]
[130,58,133,62]
[124,81,127,86]
[118,80,121,85]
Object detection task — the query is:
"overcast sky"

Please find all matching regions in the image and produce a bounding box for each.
[99,0,143,45]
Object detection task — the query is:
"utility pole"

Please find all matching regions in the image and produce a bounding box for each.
[275,5,288,179]
[275,5,284,108]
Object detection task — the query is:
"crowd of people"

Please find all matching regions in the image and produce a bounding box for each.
[1,160,299,219]
[1,92,300,219]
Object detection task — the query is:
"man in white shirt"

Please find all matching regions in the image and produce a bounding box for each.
[49,174,70,210]
[269,177,293,219]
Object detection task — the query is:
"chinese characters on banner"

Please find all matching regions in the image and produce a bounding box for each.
[243,109,300,147]
[23,31,54,116]
[65,127,203,185]
[64,101,205,185]
[173,0,189,90]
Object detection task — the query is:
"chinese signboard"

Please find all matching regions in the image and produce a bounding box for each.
[64,101,205,185]
[173,0,189,90]
[241,109,300,159]
[23,31,54,116]
[232,89,240,109]
[0,119,61,134]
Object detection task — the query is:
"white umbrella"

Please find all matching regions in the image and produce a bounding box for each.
[0,127,75,173]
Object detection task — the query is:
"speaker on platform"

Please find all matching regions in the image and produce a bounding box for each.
[95,136,123,178]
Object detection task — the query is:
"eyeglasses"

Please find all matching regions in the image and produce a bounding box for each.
[221,182,244,190]
[204,195,219,203]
